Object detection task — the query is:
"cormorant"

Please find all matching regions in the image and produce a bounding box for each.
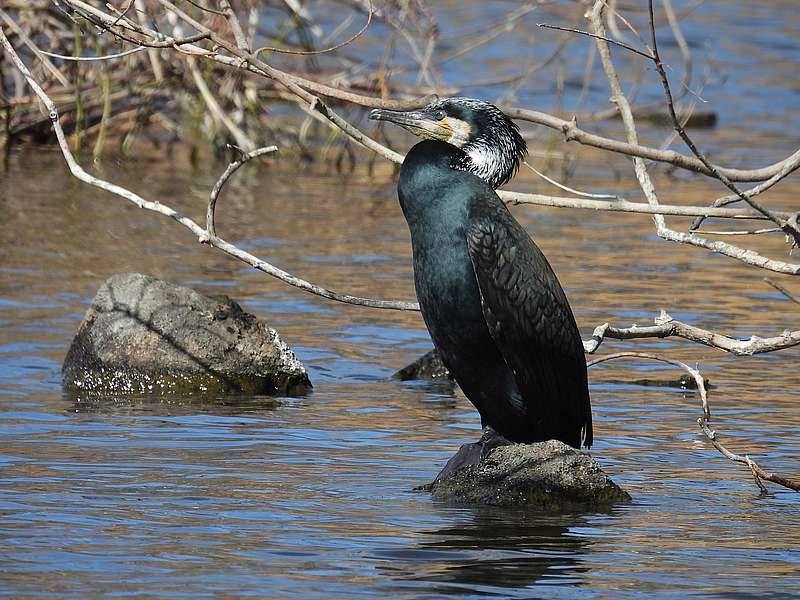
[370,97,592,449]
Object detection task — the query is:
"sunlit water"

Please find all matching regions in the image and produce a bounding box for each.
[2,1,800,596]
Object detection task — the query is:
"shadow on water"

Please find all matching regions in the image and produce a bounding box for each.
[381,507,598,594]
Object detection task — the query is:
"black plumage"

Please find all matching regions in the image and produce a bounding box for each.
[371,98,592,448]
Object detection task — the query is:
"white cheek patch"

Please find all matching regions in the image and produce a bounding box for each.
[446,118,472,147]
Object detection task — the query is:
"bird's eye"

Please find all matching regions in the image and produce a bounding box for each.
[432,110,446,121]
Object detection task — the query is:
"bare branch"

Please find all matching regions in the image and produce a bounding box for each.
[583,310,800,357]
[645,1,800,244]
[505,106,800,184]
[63,0,434,110]
[698,419,800,493]
[587,348,800,493]
[38,46,146,61]
[536,21,654,61]
[206,145,278,239]
[522,161,619,200]
[218,0,250,52]
[500,191,794,221]
[694,227,781,236]
[586,1,800,275]
[0,29,419,312]
[0,8,69,86]
[587,351,707,418]
[689,142,800,231]
[255,0,373,56]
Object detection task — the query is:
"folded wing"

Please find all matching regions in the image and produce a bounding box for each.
[466,198,592,448]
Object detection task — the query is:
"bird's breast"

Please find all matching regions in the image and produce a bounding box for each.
[408,222,487,350]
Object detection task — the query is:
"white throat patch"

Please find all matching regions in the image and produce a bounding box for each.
[465,143,499,183]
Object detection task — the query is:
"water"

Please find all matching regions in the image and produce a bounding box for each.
[2,1,800,597]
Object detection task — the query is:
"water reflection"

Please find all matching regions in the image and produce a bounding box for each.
[388,507,595,594]
[65,391,283,417]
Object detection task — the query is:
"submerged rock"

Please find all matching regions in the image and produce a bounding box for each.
[425,438,630,508]
[394,347,453,380]
[63,272,311,395]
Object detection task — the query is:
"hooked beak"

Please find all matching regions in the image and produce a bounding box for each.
[369,108,453,142]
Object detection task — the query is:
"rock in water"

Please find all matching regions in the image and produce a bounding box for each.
[394,348,453,380]
[426,439,630,508]
[63,272,311,395]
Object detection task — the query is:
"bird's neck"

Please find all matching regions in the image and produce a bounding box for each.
[452,138,518,190]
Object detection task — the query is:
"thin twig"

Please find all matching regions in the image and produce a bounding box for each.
[179,0,226,16]
[689,152,800,231]
[764,277,800,305]
[255,0,372,56]
[694,227,781,236]
[39,46,146,61]
[522,161,618,200]
[588,347,800,493]
[500,191,793,221]
[587,351,707,418]
[0,8,70,86]
[51,0,800,184]
[585,1,800,276]
[505,106,800,184]
[698,419,800,492]
[206,145,278,239]
[536,22,653,60]
[646,0,800,245]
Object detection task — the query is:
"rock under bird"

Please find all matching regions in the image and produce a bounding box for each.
[370,97,592,449]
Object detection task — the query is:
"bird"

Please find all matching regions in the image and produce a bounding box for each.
[370,97,592,449]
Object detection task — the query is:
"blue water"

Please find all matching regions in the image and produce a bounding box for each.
[2,0,800,596]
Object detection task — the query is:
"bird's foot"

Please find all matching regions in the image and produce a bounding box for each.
[477,425,514,459]
[430,426,514,484]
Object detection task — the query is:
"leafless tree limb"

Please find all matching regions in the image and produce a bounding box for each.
[36,0,800,188]
[206,144,278,239]
[504,106,800,184]
[694,227,781,237]
[688,133,800,231]
[255,0,373,56]
[698,419,800,493]
[764,278,800,305]
[588,350,799,493]
[587,351,708,417]
[645,1,800,245]
[583,311,800,357]
[536,21,653,60]
[499,191,792,221]
[38,46,146,61]
[585,1,800,275]
[579,0,800,492]
[0,29,419,311]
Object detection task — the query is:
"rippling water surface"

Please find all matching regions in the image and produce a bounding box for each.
[2,2,800,597]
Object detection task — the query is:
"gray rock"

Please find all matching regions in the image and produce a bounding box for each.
[426,439,630,508]
[63,272,311,395]
[394,347,453,380]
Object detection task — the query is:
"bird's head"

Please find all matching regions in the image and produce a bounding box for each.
[370,97,527,189]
